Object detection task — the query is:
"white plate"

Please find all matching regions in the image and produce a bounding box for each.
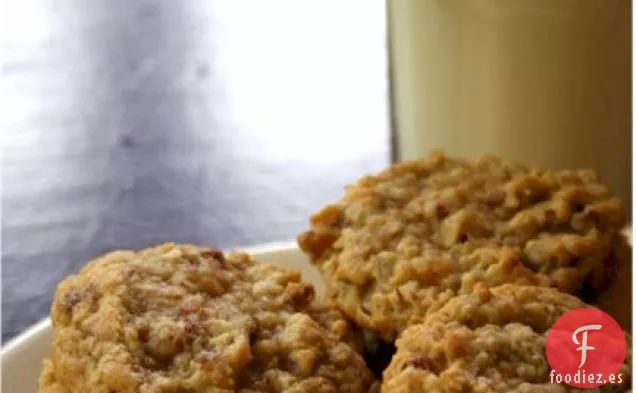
[1,242,315,393]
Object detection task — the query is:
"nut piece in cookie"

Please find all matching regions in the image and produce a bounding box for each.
[39,243,375,393]
[382,285,632,393]
[298,151,628,340]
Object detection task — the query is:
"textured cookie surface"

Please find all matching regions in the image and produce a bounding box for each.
[383,285,632,393]
[298,152,627,339]
[39,243,374,393]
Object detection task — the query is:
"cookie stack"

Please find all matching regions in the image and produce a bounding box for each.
[299,152,631,392]
[39,152,631,393]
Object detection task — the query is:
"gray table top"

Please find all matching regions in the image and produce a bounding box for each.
[2,0,389,342]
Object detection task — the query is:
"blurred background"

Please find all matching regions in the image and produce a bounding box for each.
[1,0,389,342]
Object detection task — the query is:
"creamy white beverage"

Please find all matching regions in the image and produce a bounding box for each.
[388,0,630,205]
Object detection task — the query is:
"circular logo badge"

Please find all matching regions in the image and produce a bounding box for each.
[546,308,626,388]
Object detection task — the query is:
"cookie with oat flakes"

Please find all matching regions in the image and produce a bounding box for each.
[298,151,628,340]
[382,285,632,393]
[39,243,374,393]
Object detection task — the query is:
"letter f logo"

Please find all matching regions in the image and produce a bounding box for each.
[572,324,602,368]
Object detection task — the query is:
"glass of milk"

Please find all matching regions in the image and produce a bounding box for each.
[388,0,631,205]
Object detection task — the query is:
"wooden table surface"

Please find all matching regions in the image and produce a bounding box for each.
[1,0,390,342]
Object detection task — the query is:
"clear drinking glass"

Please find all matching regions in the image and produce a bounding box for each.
[388,0,631,206]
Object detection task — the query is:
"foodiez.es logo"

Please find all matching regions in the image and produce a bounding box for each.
[546,308,626,388]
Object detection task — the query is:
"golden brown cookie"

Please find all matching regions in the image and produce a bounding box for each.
[383,285,632,393]
[298,151,628,340]
[39,243,375,393]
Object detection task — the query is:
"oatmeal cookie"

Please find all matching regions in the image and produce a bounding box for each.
[39,243,374,393]
[382,285,632,393]
[298,151,628,340]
